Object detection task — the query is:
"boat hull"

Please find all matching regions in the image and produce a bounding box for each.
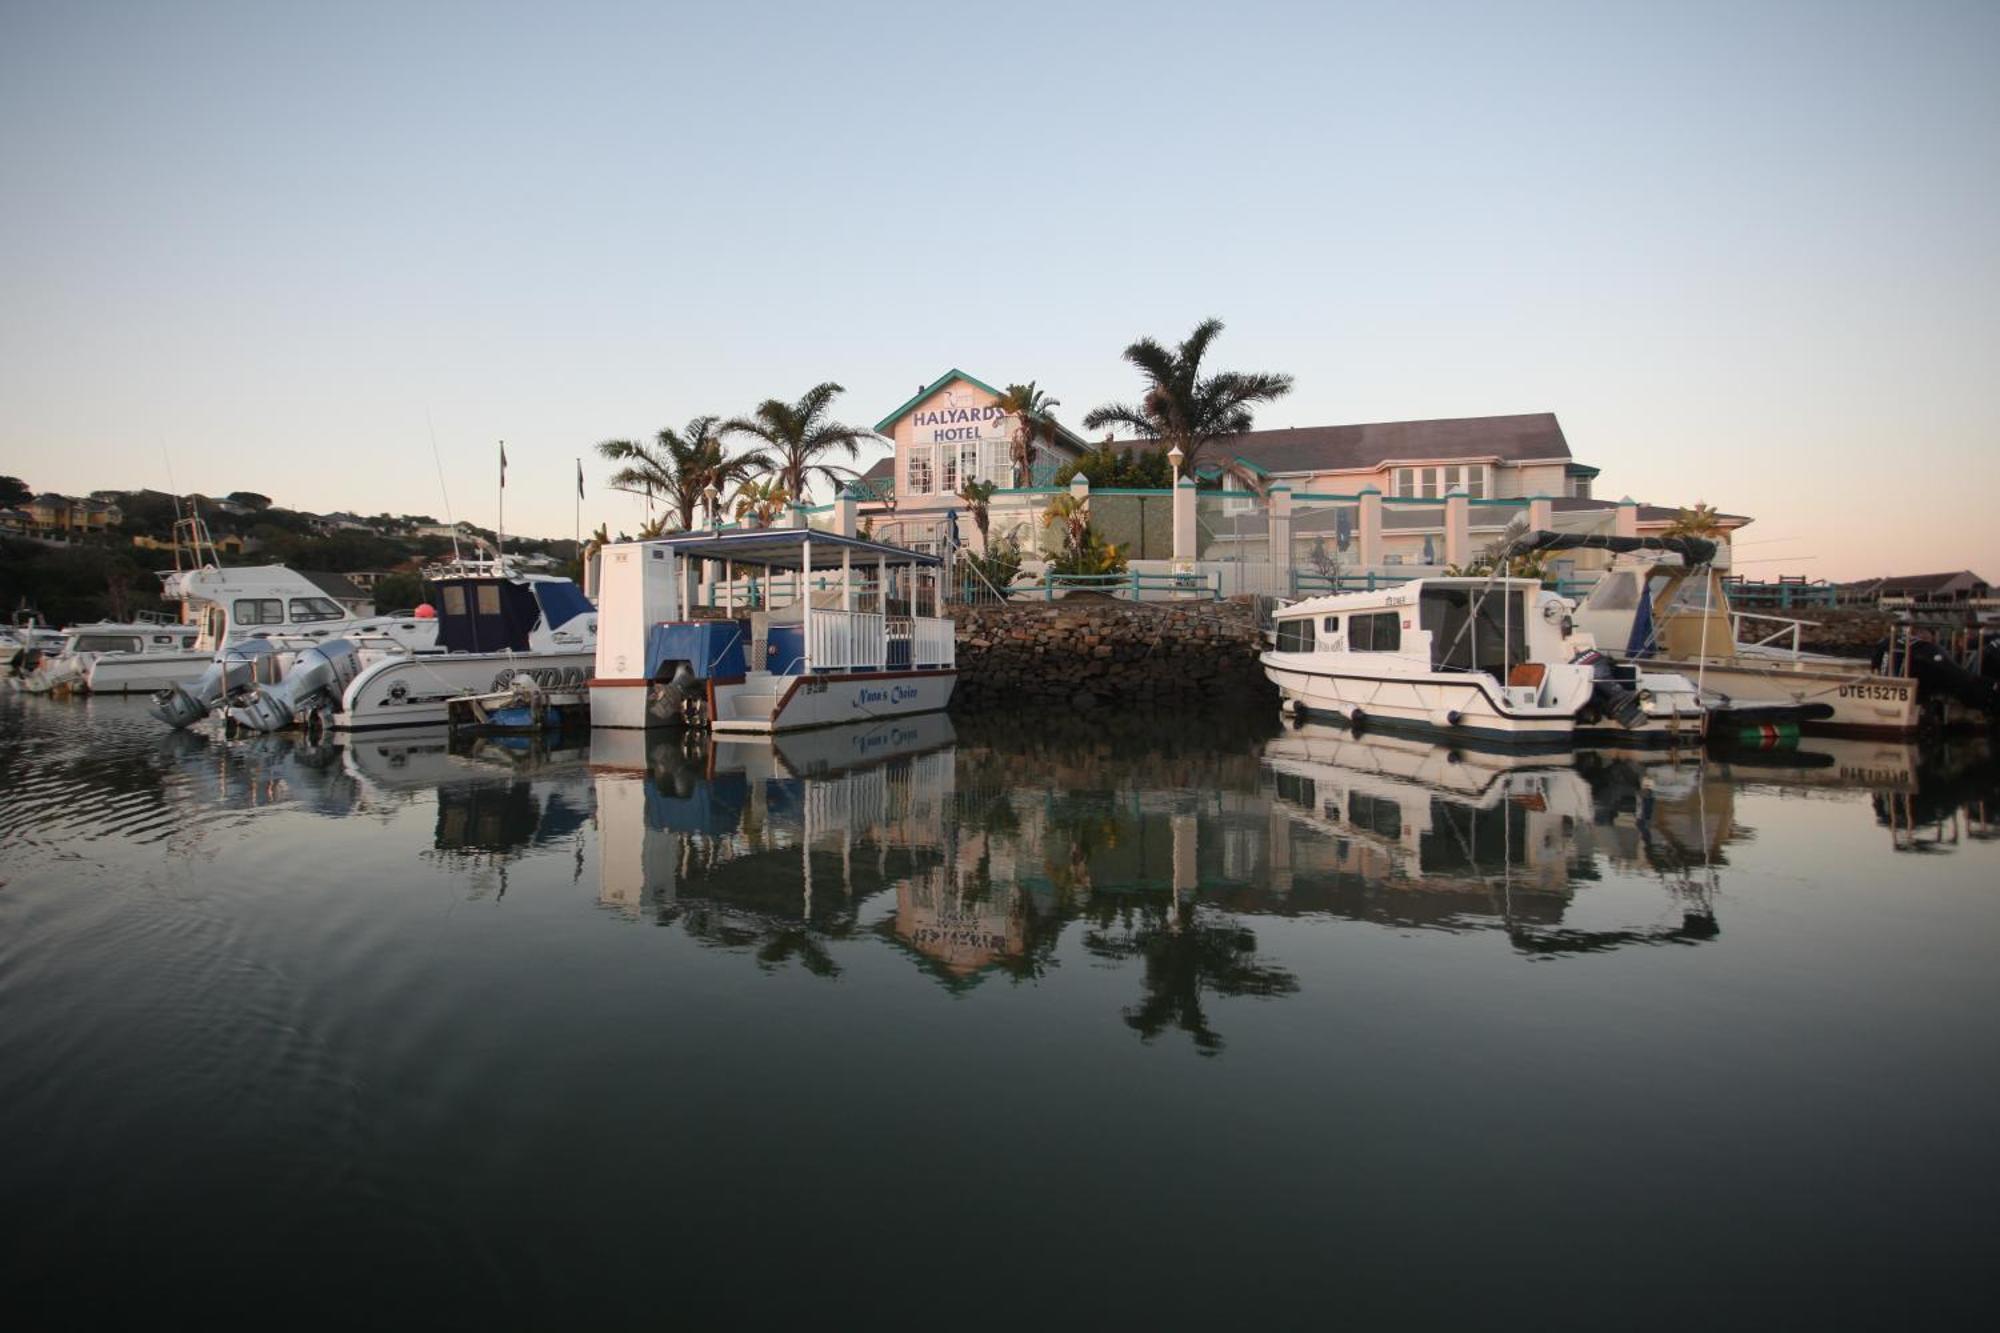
[721,669,957,734]
[84,651,214,695]
[1263,658,1580,749]
[335,652,596,731]
[1651,658,1919,735]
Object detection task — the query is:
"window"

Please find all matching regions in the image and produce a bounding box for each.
[1397,464,1485,498]
[441,586,468,617]
[233,598,283,626]
[1273,772,1317,810]
[1321,615,1341,635]
[940,444,959,494]
[1348,611,1402,652]
[74,634,142,654]
[1274,617,1317,652]
[288,597,344,622]
[476,584,503,616]
[1570,475,1592,499]
[907,447,933,495]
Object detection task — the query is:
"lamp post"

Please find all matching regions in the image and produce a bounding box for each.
[1167,443,1185,479]
[704,483,721,531]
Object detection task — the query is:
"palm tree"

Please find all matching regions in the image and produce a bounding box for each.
[722,382,875,503]
[733,478,791,528]
[1082,318,1294,480]
[1664,501,1723,539]
[956,479,996,548]
[993,381,1062,488]
[596,416,770,532]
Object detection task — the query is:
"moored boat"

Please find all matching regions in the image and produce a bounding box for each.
[589,528,955,734]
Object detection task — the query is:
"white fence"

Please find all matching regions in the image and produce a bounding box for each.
[806,610,884,671]
[913,615,955,667]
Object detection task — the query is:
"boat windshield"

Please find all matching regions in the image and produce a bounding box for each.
[533,580,594,629]
[1419,587,1526,677]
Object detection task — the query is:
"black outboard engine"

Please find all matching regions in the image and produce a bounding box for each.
[1574,649,1647,729]
[1902,639,2000,717]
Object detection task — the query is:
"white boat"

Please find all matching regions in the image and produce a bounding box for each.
[1261,576,1707,748]
[148,564,438,726]
[1571,553,1920,735]
[3,613,67,677]
[590,529,956,735]
[15,618,203,694]
[224,561,596,734]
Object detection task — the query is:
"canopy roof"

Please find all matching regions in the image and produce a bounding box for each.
[1511,529,1718,567]
[645,528,941,570]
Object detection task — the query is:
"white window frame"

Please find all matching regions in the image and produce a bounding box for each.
[907,446,933,496]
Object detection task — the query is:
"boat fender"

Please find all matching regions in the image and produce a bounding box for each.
[1445,710,1463,726]
[1348,707,1367,733]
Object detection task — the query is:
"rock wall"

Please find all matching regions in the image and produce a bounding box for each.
[950,598,1276,710]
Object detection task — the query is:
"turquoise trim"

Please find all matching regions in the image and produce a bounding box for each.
[1290,492,1360,502]
[990,485,1063,496]
[872,368,1087,449]
[1089,488,1174,497]
[1230,454,1270,478]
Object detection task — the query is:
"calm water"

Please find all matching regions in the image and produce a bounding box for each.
[3,695,1997,1328]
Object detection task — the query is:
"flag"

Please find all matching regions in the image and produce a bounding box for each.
[575,459,585,500]
[499,441,508,487]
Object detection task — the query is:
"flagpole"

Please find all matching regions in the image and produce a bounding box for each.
[497,439,506,569]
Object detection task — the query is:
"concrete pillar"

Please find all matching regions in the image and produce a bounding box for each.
[1069,473,1090,503]
[790,503,808,529]
[1357,486,1383,568]
[1444,486,1471,568]
[1266,485,1292,568]
[1616,496,1639,538]
[1173,478,1197,562]
[1528,493,1553,534]
[834,489,858,538]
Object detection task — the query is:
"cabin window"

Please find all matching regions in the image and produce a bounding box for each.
[1274,772,1317,810]
[1348,792,1404,839]
[1418,587,1526,674]
[1274,617,1317,652]
[476,585,503,616]
[74,634,142,654]
[907,448,933,495]
[288,597,344,623]
[1587,572,1641,611]
[233,598,284,626]
[1348,611,1401,652]
[441,586,468,617]
[1321,615,1341,635]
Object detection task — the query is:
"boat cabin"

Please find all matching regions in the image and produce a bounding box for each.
[591,529,957,733]
[427,573,595,653]
[1271,578,1555,681]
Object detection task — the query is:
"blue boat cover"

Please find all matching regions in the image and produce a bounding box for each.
[646,620,748,680]
[765,624,806,675]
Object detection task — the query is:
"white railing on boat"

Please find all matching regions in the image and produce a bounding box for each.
[913,615,955,668]
[807,609,885,672]
[1731,612,1809,659]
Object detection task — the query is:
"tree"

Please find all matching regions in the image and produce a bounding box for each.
[227,491,272,511]
[993,381,1063,488]
[733,478,791,528]
[1041,493,1126,576]
[597,416,768,533]
[0,476,28,509]
[723,382,875,502]
[1665,502,1723,539]
[1054,441,1173,489]
[955,480,996,547]
[1083,317,1294,479]
[373,571,425,610]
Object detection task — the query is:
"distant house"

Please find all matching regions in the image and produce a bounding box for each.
[24,493,122,535]
[299,571,375,618]
[0,507,32,535]
[1841,571,1992,606]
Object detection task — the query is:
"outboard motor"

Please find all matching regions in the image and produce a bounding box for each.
[1573,649,1647,729]
[150,639,278,728]
[226,639,365,733]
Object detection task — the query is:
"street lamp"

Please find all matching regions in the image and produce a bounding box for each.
[1166,443,1185,479]
[704,483,721,530]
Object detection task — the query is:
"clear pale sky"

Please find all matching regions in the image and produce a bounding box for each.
[2,0,1994,580]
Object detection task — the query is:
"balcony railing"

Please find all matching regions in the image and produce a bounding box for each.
[806,609,885,672]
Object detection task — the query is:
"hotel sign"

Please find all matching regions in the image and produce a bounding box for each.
[910,395,1011,447]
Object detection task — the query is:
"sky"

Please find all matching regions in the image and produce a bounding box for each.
[1,0,1995,580]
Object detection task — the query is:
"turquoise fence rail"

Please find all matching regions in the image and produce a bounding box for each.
[1289,570,1595,598]
[1043,570,1220,601]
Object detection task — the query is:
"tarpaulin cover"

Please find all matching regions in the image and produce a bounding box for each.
[645,620,748,680]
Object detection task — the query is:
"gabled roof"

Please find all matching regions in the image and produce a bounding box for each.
[1867,570,1989,593]
[874,368,1089,449]
[299,570,371,602]
[1198,412,1573,476]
